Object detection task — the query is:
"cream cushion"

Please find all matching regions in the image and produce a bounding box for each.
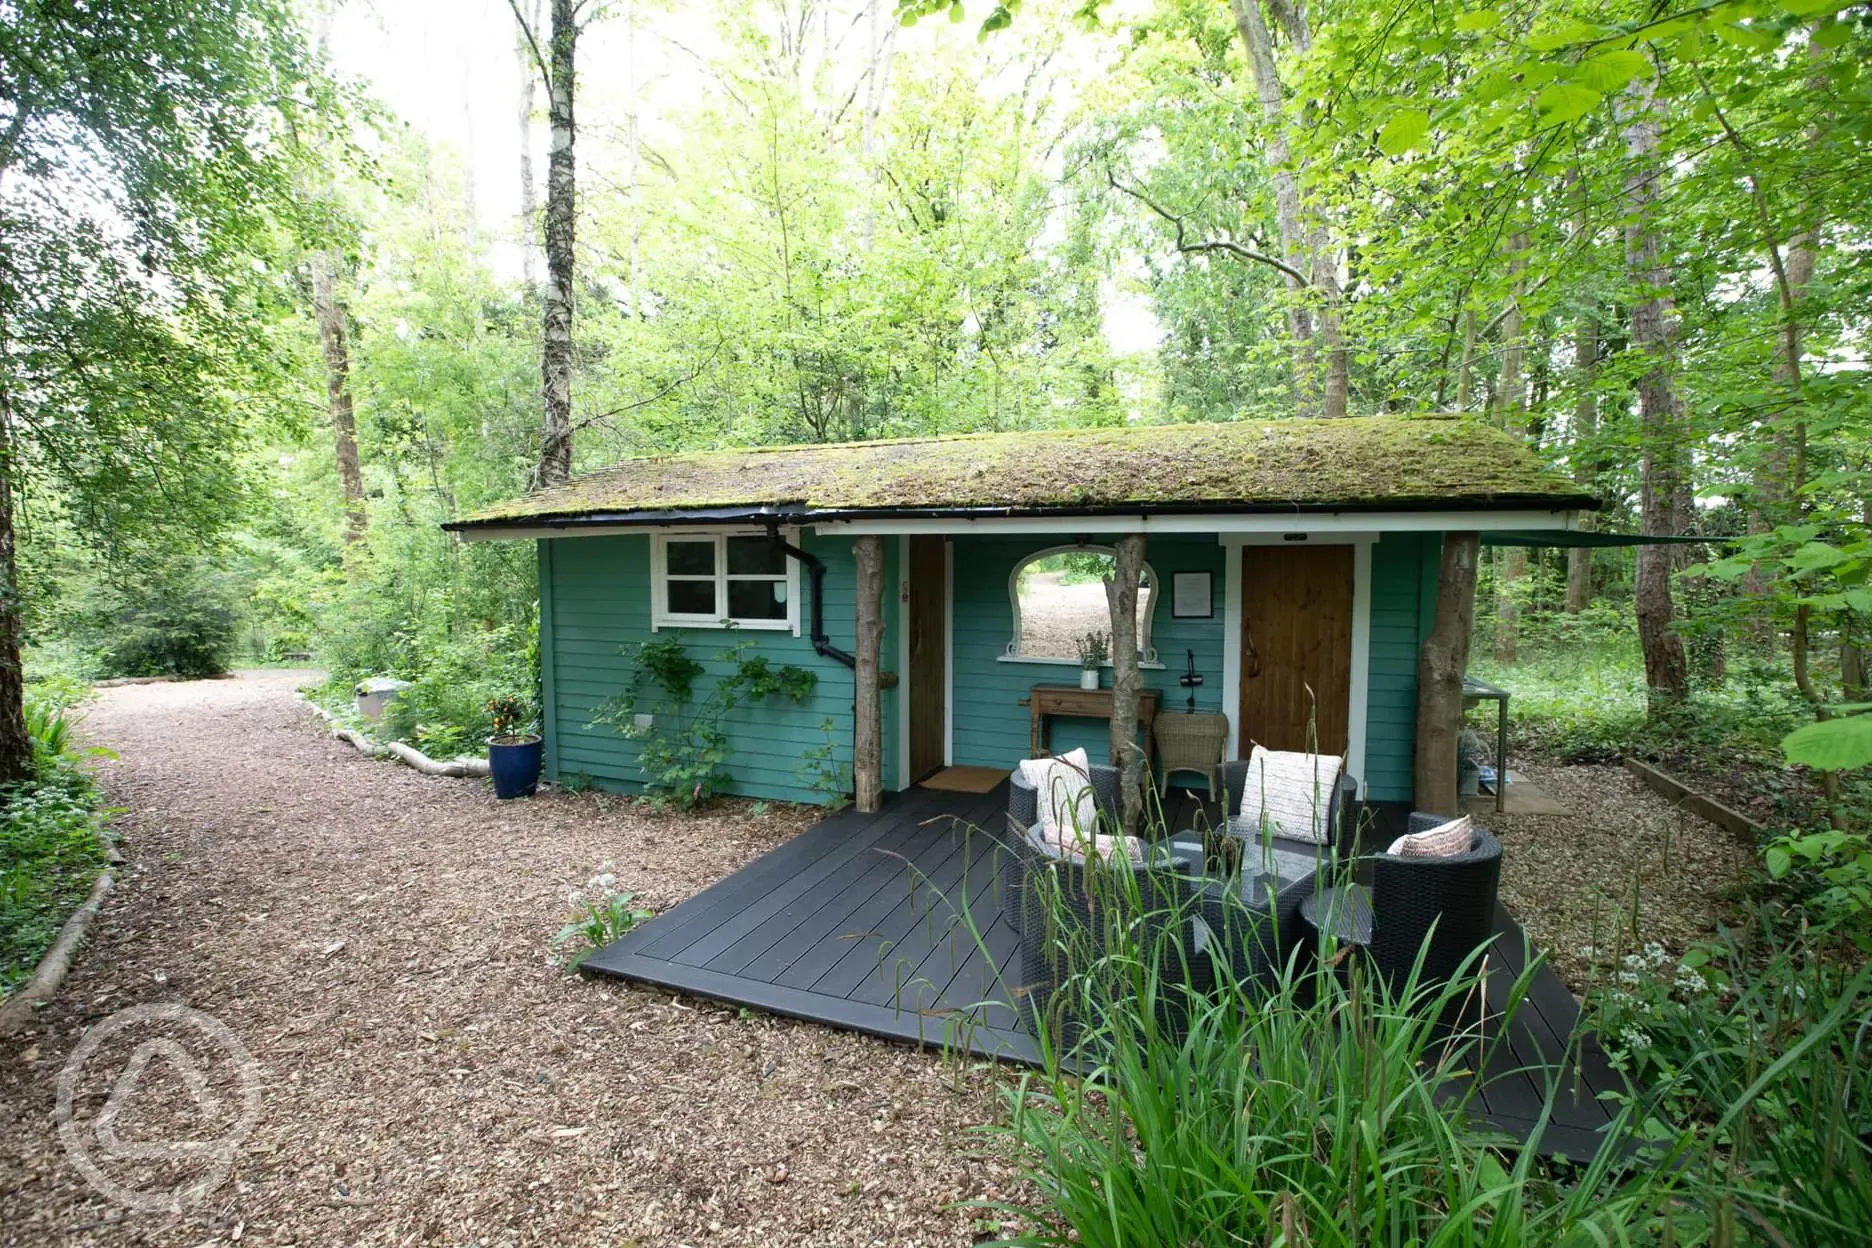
[1016,749,1141,863]
[1386,813,1474,858]
[1228,746,1344,844]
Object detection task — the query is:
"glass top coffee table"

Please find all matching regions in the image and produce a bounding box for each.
[1164,833,1325,991]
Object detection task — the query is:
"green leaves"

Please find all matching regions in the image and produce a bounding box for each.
[1575,50,1649,94]
[1782,715,1872,772]
[1535,82,1602,124]
[1377,108,1430,156]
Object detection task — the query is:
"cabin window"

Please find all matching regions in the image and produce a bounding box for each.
[650,532,798,632]
[1002,546,1160,666]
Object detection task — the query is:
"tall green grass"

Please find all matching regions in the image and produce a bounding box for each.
[925,811,1871,1246]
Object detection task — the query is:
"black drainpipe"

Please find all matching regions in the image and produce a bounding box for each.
[766,523,856,670]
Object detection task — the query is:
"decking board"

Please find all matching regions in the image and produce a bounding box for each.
[583,784,1625,1159]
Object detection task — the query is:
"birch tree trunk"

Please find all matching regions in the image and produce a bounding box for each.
[311,250,366,544]
[538,0,577,488]
[1619,73,1690,705]
[853,535,884,813]
[1228,0,1319,417]
[1104,534,1147,834]
[515,0,541,294]
[1414,533,1480,816]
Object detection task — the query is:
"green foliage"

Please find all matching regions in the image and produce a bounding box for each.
[2,699,113,996]
[487,695,536,742]
[1781,714,1872,773]
[551,866,653,970]
[1592,912,1872,1241]
[967,845,1688,1245]
[95,569,239,679]
[598,636,819,809]
[1764,828,1872,941]
[1073,629,1108,669]
[798,717,853,808]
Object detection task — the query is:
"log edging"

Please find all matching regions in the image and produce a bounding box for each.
[0,871,114,1035]
[1621,757,1763,845]
[295,693,491,779]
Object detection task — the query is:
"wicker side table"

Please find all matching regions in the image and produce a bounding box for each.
[1153,711,1229,798]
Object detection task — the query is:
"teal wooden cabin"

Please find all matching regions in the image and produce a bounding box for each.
[446,415,1595,815]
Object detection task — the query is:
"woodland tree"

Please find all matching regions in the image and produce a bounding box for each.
[0,0,325,782]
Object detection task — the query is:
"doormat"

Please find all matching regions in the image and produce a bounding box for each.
[919,766,1008,794]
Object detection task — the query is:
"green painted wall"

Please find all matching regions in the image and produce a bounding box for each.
[538,527,1443,808]
[1363,531,1434,804]
[947,534,1228,777]
[539,532,863,806]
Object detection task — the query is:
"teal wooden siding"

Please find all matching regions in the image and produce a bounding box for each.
[947,535,1228,777]
[540,532,858,806]
[1362,531,1437,803]
[537,527,1440,808]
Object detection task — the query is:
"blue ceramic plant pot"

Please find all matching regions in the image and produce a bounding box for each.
[488,736,543,799]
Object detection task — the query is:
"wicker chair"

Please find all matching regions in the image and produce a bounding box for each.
[1301,814,1504,998]
[1004,765,1206,1046]
[1216,759,1361,861]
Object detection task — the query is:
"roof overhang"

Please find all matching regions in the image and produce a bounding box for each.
[448,499,1589,543]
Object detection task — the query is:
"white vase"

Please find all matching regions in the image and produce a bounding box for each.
[1079,668,1100,690]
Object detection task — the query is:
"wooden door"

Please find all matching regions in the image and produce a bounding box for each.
[907,536,947,781]
[1239,545,1353,757]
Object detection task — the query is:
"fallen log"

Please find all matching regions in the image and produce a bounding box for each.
[0,872,114,1035]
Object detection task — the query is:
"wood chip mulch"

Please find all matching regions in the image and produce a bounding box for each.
[0,673,1026,1247]
[1487,762,1759,993]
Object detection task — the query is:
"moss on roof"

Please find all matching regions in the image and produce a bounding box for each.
[454,414,1595,527]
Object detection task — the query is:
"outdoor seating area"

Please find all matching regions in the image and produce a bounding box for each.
[584,763,1626,1161]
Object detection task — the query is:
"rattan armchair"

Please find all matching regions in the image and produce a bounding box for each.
[1216,759,1361,860]
[1300,814,1504,999]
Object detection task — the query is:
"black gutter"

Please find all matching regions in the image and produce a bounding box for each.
[764,521,855,670]
[443,492,1598,534]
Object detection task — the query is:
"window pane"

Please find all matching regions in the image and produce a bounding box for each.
[666,579,717,616]
[726,535,785,576]
[665,540,715,577]
[727,579,788,621]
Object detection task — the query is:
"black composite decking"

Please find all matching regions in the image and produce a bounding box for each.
[584,784,1625,1160]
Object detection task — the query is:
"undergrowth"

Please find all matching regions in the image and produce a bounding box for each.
[1,693,115,997]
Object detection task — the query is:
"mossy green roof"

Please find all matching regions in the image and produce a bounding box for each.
[451,415,1595,529]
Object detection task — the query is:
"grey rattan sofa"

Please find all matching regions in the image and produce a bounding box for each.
[1301,812,1504,999]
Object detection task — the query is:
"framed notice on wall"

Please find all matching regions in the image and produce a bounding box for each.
[1171,571,1212,619]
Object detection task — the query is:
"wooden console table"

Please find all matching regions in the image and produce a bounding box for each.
[1022,684,1162,771]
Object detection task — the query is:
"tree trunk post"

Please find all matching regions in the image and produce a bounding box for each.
[853,535,885,813]
[1414,532,1480,816]
[538,0,577,488]
[1104,534,1147,834]
[1566,305,1598,614]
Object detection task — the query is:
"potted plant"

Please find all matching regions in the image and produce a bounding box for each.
[487,694,543,799]
[1076,630,1109,690]
[1457,727,1486,797]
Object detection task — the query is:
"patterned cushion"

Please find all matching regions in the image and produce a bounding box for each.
[1017,748,1098,850]
[1229,746,1344,844]
[1386,814,1474,858]
[1023,823,1143,866]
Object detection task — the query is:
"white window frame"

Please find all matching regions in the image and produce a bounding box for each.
[650,529,802,634]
